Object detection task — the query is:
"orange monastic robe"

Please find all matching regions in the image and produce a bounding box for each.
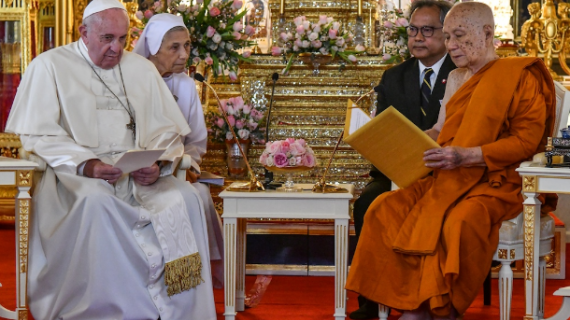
[346,57,555,316]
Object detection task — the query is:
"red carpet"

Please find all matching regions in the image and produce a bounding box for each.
[1,223,570,319]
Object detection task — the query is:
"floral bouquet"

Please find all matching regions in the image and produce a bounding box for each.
[259,138,316,168]
[270,15,365,74]
[206,96,265,144]
[379,7,410,64]
[134,0,255,79]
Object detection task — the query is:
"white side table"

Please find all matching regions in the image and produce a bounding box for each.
[517,162,570,320]
[0,157,37,320]
[219,183,355,320]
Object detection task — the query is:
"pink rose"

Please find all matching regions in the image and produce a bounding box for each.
[318,15,328,25]
[297,138,306,146]
[243,51,252,58]
[233,21,243,32]
[135,11,144,20]
[293,16,305,27]
[229,71,238,81]
[205,56,214,65]
[227,115,236,127]
[206,26,216,38]
[296,25,305,34]
[395,17,409,27]
[268,141,282,154]
[209,7,221,16]
[215,118,225,128]
[242,104,251,114]
[235,120,244,129]
[311,40,322,49]
[289,142,306,155]
[295,156,303,165]
[144,10,154,19]
[259,153,268,165]
[271,46,282,56]
[274,152,288,168]
[232,0,243,9]
[281,141,290,153]
[348,55,357,62]
[328,29,338,39]
[286,138,296,144]
[232,31,241,40]
[382,53,391,61]
[245,25,255,36]
[247,120,258,130]
[232,96,245,110]
[383,21,393,28]
[302,154,315,167]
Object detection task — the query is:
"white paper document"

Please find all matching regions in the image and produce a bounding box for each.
[345,100,372,136]
[197,171,225,186]
[113,149,166,174]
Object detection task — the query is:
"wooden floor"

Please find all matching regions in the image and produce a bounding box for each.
[1,223,570,319]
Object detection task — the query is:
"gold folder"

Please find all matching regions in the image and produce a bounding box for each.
[344,100,440,188]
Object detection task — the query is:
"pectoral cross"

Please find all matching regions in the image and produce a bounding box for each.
[126,117,136,141]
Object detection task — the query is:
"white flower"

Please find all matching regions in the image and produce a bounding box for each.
[213,33,222,43]
[238,129,250,140]
[331,45,338,52]
[266,155,275,166]
[176,4,187,11]
[332,22,341,30]
[319,47,328,54]
[227,105,236,115]
[355,44,366,52]
[302,40,310,48]
[226,132,234,140]
[308,32,318,41]
[336,37,345,47]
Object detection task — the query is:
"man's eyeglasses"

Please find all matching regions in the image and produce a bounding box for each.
[406,25,443,37]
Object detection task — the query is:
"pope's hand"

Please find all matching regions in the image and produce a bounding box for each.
[84,159,122,184]
[131,163,160,186]
[186,169,200,183]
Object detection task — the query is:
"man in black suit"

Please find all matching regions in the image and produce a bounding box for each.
[350,1,456,319]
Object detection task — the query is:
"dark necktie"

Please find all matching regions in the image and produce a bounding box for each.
[421,68,434,117]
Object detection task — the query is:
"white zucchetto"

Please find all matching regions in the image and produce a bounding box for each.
[132,13,187,58]
[82,0,127,20]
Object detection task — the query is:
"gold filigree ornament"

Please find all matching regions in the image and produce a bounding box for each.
[523,176,537,192]
[524,205,535,281]
[498,249,507,259]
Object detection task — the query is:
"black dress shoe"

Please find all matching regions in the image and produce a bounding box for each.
[349,297,380,319]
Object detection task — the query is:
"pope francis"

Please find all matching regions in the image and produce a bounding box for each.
[5,0,216,319]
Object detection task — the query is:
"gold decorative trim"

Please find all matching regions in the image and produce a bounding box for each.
[523,176,537,192]
[18,309,28,320]
[510,249,516,260]
[17,198,29,274]
[16,170,32,187]
[524,205,535,281]
[498,249,507,259]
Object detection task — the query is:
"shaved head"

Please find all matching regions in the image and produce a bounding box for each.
[443,2,497,73]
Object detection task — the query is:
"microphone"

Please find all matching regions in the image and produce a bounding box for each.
[194,73,264,191]
[264,72,279,188]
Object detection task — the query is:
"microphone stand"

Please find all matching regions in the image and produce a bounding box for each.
[194,73,264,192]
[264,72,280,189]
[312,88,378,193]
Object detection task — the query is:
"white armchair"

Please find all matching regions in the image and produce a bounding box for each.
[491,80,570,320]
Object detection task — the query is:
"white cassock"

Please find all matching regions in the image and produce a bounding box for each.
[164,72,225,288]
[5,40,216,320]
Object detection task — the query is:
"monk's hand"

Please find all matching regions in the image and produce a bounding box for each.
[423,146,484,170]
[84,159,122,184]
[186,168,200,183]
[131,163,160,186]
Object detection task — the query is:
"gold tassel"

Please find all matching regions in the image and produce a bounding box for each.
[164,252,203,297]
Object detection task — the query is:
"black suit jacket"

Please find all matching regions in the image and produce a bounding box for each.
[370,55,457,180]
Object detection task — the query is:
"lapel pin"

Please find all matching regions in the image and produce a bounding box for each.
[442,79,447,84]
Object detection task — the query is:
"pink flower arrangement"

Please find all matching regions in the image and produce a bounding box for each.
[259,139,316,168]
[271,15,365,74]
[206,96,266,144]
[135,0,254,78]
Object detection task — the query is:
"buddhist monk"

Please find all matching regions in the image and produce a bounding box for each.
[346,2,556,319]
